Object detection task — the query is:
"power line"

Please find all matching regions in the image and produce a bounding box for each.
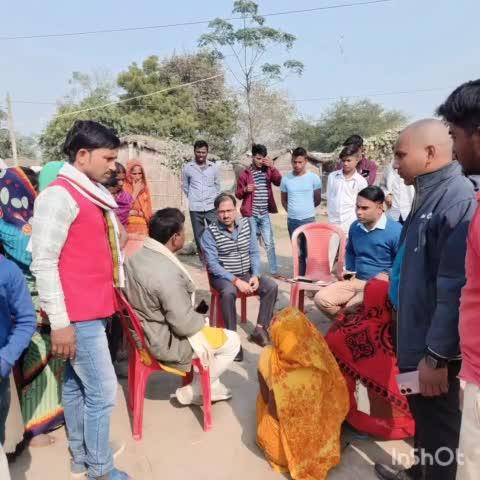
[0,0,393,41]
[55,73,223,117]
[293,86,454,102]
[5,85,454,109]
[10,100,57,105]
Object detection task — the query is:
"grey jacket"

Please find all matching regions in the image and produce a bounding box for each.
[396,161,477,370]
[123,242,205,372]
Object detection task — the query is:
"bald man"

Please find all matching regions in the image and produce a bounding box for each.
[374,119,477,480]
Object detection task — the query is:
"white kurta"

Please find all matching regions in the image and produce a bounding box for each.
[327,170,368,233]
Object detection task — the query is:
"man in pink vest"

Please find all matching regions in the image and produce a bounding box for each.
[31,121,131,480]
[437,80,480,480]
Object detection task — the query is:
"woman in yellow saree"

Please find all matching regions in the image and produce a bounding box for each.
[256,307,349,480]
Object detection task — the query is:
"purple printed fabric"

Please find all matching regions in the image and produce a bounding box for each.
[115,190,133,227]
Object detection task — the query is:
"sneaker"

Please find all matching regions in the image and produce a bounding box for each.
[175,384,196,406]
[374,464,418,480]
[71,462,88,478]
[175,382,232,406]
[93,469,131,480]
[71,442,126,478]
[211,383,232,403]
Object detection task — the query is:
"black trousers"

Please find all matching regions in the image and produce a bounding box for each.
[190,210,217,255]
[404,362,461,480]
[107,314,123,363]
[210,274,278,331]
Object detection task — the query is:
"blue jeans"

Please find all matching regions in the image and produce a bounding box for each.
[248,214,278,275]
[64,320,118,479]
[287,217,315,276]
[0,378,10,445]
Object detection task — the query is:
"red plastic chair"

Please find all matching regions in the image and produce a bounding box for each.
[114,290,212,440]
[290,223,346,312]
[208,277,257,328]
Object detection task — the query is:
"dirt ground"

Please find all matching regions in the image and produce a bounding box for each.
[9,213,412,479]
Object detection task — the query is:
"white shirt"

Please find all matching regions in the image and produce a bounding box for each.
[31,186,79,330]
[358,213,387,233]
[327,170,368,233]
[382,163,415,221]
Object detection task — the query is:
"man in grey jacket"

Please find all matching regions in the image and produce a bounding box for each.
[374,119,477,480]
[124,208,240,406]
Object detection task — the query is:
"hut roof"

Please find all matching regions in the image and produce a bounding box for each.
[120,135,222,163]
[4,157,39,168]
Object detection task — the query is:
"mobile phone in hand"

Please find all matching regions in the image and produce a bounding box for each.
[396,371,420,395]
[343,271,356,280]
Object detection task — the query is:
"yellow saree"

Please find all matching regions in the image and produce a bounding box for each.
[256,307,349,479]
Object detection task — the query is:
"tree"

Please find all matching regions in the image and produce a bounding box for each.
[290,99,407,152]
[39,73,125,161]
[0,108,38,160]
[233,82,296,155]
[199,0,303,146]
[40,53,238,161]
[117,53,237,159]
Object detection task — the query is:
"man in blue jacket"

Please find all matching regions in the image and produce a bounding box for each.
[374,119,477,480]
[0,254,36,479]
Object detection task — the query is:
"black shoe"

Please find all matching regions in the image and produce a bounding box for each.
[374,464,417,480]
[234,346,243,362]
[249,327,269,348]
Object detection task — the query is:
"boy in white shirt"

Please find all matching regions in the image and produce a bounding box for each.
[327,145,368,233]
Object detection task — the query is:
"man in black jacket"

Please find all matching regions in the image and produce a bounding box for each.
[375,119,477,480]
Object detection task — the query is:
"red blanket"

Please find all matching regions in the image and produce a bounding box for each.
[325,278,415,440]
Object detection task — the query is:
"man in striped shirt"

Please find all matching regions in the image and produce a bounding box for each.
[201,193,278,361]
[236,144,282,278]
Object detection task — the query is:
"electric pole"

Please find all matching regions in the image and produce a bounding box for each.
[6,93,18,166]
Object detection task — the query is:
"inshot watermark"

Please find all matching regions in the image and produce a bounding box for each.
[392,448,465,467]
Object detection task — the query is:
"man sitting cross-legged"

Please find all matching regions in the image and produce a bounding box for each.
[315,186,402,317]
[123,208,240,406]
[201,193,279,362]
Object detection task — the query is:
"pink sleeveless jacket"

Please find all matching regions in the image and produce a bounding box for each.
[50,178,116,322]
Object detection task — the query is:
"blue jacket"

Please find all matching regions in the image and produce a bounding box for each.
[396,161,477,370]
[0,256,36,377]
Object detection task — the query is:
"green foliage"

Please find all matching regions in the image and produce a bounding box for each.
[290,99,407,153]
[198,0,303,143]
[117,56,199,140]
[0,108,39,160]
[40,53,238,162]
[39,75,125,162]
[363,129,401,165]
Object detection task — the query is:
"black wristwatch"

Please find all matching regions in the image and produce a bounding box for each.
[424,353,448,369]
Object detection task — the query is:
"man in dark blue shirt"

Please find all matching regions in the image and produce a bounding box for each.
[0,255,36,477]
[315,186,401,317]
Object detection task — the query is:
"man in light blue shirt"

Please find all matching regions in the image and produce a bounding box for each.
[280,147,322,275]
[182,140,220,258]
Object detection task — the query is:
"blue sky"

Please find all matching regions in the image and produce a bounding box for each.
[1,0,478,135]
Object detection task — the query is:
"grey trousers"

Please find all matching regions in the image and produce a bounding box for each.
[211,274,278,331]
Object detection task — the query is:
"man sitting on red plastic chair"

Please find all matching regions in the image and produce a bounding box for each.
[123,208,240,406]
[315,186,402,317]
[201,193,278,362]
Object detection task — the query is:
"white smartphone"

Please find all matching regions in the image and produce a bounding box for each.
[396,371,420,395]
[343,271,356,280]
